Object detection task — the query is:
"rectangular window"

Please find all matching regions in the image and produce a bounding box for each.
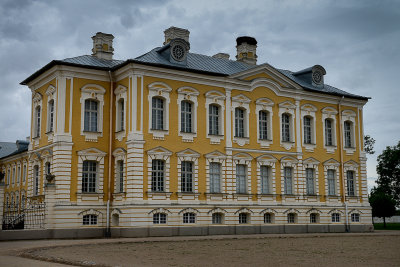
[284,167,293,195]
[239,213,248,224]
[236,164,247,194]
[82,161,97,193]
[152,97,164,130]
[344,121,352,148]
[351,213,360,222]
[210,162,221,193]
[181,161,193,192]
[34,165,39,195]
[282,113,290,142]
[48,100,54,132]
[306,168,315,195]
[235,108,245,137]
[118,99,124,131]
[181,101,192,133]
[310,214,317,223]
[304,116,312,144]
[35,106,41,137]
[83,214,97,225]
[260,165,270,194]
[346,170,355,196]
[332,213,340,223]
[264,213,272,224]
[212,213,222,224]
[209,104,219,135]
[17,166,21,184]
[287,213,295,223]
[46,162,51,175]
[12,167,15,184]
[259,110,268,140]
[23,165,26,183]
[152,159,164,192]
[118,160,124,193]
[84,100,98,132]
[153,213,167,224]
[327,169,336,196]
[325,119,333,146]
[183,212,196,224]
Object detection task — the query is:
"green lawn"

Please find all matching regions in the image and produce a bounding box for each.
[373,223,400,230]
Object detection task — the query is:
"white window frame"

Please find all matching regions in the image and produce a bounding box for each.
[114,85,127,141]
[300,104,317,152]
[278,101,296,150]
[153,212,167,224]
[344,160,359,198]
[80,84,106,142]
[33,164,40,196]
[45,85,56,142]
[113,148,126,194]
[179,208,199,224]
[260,209,275,224]
[177,87,199,142]
[148,82,172,140]
[287,213,297,224]
[331,212,341,223]
[233,153,252,196]
[205,90,225,144]
[177,149,200,196]
[256,155,277,196]
[205,151,227,195]
[351,212,360,223]
[32,92,42,147]
[280,156,298,197]
[17,163,21,185]
[147,146,172,199]
[79,209,102,227]
[255,98,274,148]
[12,165,16,185]
[323,159,340,198]
[22,162,27,184]
[232,94,251,146]
[302,157,320,197]
[321,107,338,153]
[341,109,357,155]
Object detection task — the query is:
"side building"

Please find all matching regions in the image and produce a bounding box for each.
[0,27,372,238]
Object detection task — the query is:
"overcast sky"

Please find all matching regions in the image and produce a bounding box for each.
[1,0,399,190]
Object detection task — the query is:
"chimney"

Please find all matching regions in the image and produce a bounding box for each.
[236,36,257,65]
[92,32,114,60]
[164,26,190,45]
[212,53,230,60]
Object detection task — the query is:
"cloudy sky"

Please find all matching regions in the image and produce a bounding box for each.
[1,0,399,189]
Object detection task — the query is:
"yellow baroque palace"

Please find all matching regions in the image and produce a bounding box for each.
[0,27,372,238]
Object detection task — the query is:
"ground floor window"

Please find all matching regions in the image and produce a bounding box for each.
[239,213,248,224]
[264,213,272,224]
[183,212,196,224]
[351,213,360,222]
[83,214,98,225]
[153,213,167,224]
[212,213,223,224]
[287,213,296,223]
[310,213,318,223]
[331,213,340,223]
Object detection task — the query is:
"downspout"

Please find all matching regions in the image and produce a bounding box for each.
[338,96,349,232]
[106,70,114,237]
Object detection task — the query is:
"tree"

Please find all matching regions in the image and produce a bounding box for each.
[376,141,400,206]
[369,187,396,228]
[364,135,376,154]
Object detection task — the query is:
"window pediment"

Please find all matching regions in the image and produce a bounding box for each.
[204,150,227,161]
[77,148,107,157]
[207,207,228,214]
[256,154,277,165]
[255,97,274,107]
[301,103,317,112]
[323,158,340,167]
[114,85,127,95]
[280,156,298,164]
[278,100,296,110]
[283,208,300,214]
[322,106,338,115]
[78,208,102,216]
[306,208,322,214]
[344,160,359,168]
[303,157,320,167]
[176,148,200,159]
[81,84,106,95]
[235,207,254,214]
[205,90,225,100]
[112,147,126,158]
[179,207,199,215]
[232,93,251,104]
[342,109,356,118]
[148,82,172,93]
[259,208,277,215]
[147,146,173,157]
[45,85,56,96]
[177,86,199,97]
[233,152,253,163]
[149,207,172,215]
[328,208,344,215]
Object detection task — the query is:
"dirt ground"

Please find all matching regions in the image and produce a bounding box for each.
[21,234,400,267]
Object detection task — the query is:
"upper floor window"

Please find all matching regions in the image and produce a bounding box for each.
[7,169,10,185]
[82,160,97,193]
[303,116,312,144]
[48,99,54,132]
[117,99,124,131]
[23,165,26,183]
[153,213,167,224]
[344,121,353,148]
[325,119,334,146]
[34,165,39,195]
[181,161,193,192]
[236,164,247,194]
[260,165,270,194]
[117,160,124,193]
[152,97,164,130]
[181,101,193,133]
[259,110,269,140]
[34,106,41,137]
[346,170,355,196]
[84,100,98,132]
[305,168,315,195]
[12,166,15,184]
[235,108,245,137]
[83,214,98,225]
[210,162,221,193]
[209,104,220,135]
[183,212,196,224]
[151,159,165,192]
[327,169,336,196]
[45,162,51,175]
[284,167,293,195]
[282,113,291,142]
[17,166,21,184]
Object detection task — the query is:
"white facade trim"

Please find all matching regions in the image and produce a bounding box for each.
[177,86,199,142]
[205,90,225,144]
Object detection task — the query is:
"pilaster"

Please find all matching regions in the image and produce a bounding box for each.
[45,183,56,229]
[126,140,145,201]
[53,142,73,202]
[0,182,5,227]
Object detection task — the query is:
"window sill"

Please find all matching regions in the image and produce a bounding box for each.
[150,129,169,140]
[81,131,102,142]
[179,131,197,142]
[45,131,54,134]
[150,128,168,132]
[233,136,250,147]
[281,141,295,150]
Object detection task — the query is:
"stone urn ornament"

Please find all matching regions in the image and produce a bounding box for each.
[46,173,56,184]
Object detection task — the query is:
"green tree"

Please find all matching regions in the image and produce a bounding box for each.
[369,187,396,228]
[376,141,400,206]
[364,135,375,154]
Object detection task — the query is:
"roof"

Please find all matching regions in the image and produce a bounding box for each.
[0,140,29,160]
[21,48,369,100]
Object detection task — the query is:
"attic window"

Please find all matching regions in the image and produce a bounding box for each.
[312,71,323,85]
[172,45,185,61]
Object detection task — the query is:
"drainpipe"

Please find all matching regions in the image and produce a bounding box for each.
[338,96,349,232]
[106,70,114,237]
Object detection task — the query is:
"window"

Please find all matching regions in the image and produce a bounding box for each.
[12,166,15,184]
[183,212,196,224]
[151,160,164,192]
[83,214,98,225]
[212,213,223,224]
[118,160,124,193]
[259,110,269,140]
[153,213,167,224]
[48,99,54,132]
[282,113,290,142]
[17,166,21,184]
[82,161,97,193]
[303,116,312,144]
[34,106,41,137]
[344,121,352,148]
[239,213,248,224]
[117,99,124,131]
[210,162,221,193]
[45,162,51,175]
[181,101,193,133]
[181,161,193,192]
[235,108,245,137]
[152,97,164,130]
[34,165,39,195]
[351,213,360,222]
[21,192,25,210]
[306,168,315,195]
[260,166,270,194]
[264,213,272,224]
[84,99,98,132]
[310,213,318,223]
[327,169,336,196]
[209,104,220,135]
[23,165,26,183]
[284,167,293,195]
[287,213,296,223]
[331,213,340,223]
[346,170,355,196]
[325,119,333,146]
[236,164,247,194]
[7,169,10,185]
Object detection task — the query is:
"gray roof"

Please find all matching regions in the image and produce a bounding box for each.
[61,55,124,68]
[0,142,17,158]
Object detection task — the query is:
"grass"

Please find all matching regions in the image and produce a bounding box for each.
[373,223,400,230]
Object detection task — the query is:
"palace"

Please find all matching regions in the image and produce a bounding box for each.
[0,27,372,238]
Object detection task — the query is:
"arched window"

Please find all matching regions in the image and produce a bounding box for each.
[83,214,98,225]
[239,212,249,224]
[235,108,245,137]
[35,106,41,137]
[212,213,223,224]
[84,99,98,132]
[48,99,54,132]
[183,212,196,224]
[181,161,193,192]
[181,100,193,133]
[209,104,220,135]
[151,97,164,130]
[82,160,97,193]
[151,159,165,192]
[259,110,269,140]
[153,213,167,224]
[282,113,291,142]
[325,118,334,146]
[117,98,124,131]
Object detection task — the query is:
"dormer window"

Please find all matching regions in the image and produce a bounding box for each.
[169,39,190,63]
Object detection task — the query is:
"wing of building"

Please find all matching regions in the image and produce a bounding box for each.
[0,27,372,239]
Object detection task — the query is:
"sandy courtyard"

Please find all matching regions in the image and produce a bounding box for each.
[20,233,400,267]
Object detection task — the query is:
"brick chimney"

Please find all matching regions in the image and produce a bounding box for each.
[236,36,257,65]
[92,32,114,60]
[164,26,190,45]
